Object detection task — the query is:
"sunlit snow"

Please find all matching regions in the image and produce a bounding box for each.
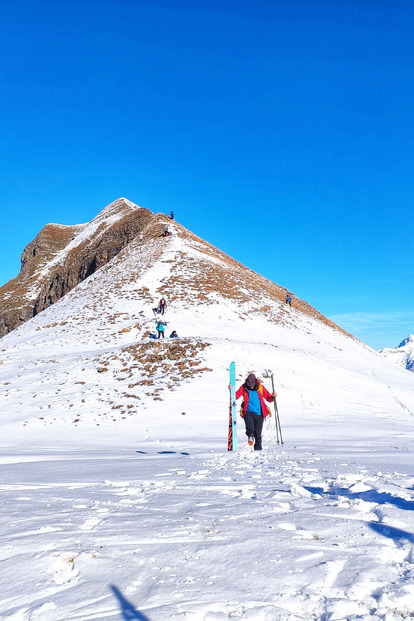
[1,217,413,620]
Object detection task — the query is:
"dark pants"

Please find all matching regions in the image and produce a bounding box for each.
[157,330,164,339]
[244,411,264,450]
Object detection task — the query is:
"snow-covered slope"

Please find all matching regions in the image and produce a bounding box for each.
[380,334,414,372]
[1,210,413,620]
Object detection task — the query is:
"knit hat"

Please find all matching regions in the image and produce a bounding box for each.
[246,374,256,388]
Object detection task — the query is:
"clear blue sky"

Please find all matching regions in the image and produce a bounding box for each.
[1,0,413,350]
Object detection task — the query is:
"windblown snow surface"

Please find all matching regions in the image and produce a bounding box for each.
[1,224,414,621]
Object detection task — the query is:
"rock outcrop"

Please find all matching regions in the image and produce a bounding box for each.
[0,196,351,341]
[0,198,155,336]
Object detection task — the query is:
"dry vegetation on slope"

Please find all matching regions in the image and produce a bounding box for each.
[155,221,352,337]
[0,206,356,430]
[0,198,351,344]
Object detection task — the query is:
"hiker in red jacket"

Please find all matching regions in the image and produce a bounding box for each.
[158,297,167,315]
[235,373,276,450]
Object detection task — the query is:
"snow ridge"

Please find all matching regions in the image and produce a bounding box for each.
[30,198,142,285]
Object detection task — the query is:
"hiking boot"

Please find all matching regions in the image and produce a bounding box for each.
[248,436,254,446]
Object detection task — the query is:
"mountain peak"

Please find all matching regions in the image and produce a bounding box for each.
[0,197,348,340]
[380,335,414,372]
[398,334,414,348]
[0,198,153,336]
[90,197,142,223]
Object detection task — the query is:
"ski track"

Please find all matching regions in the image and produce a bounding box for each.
[1,433,413,621]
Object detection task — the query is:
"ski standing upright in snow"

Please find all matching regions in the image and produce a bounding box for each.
[228,362,238,451]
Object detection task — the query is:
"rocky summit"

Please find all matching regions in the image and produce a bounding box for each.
[0,198,153,336]
[1,196,413,439]
[0,197,346,339]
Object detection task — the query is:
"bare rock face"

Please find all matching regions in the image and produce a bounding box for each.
[0,198,154,336]
[0,196,350,342]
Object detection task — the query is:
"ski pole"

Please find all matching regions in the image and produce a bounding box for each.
[272,392,280,445]
[271,374,284,446]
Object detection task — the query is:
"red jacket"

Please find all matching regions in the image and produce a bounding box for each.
[235,382,274,418]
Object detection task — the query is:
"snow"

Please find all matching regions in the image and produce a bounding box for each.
[398,335,414,348]
[380,334,414,373]
[1,222,414,620]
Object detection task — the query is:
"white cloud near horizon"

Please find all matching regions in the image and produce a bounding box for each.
[331,311,414,329]
[329,311,414,349]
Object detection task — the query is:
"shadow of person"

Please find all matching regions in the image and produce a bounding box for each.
[110,585,151,620]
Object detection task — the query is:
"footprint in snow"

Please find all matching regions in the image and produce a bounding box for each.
[48,553,79,585]
[278,521,318,540]
[80,517,101,531]
[289,482,322,498]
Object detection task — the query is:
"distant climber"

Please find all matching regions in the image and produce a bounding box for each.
[169,211,174,220]
[285,294,292,307]
[163,227,171,237]
[156,320,167,339]
[170,330,178,338]
[158,298,167,315]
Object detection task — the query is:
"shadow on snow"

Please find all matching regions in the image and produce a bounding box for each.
[304,485,414,544]
[305,486,414,511]
[110,585,151,620]
[368,522,414,543]
[136,450,190,455]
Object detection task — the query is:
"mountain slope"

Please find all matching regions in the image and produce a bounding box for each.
[380,334,414,372]
[1,200,414,621]
[0,201,413,443]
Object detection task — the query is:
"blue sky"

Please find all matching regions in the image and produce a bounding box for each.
[1,0,413,350]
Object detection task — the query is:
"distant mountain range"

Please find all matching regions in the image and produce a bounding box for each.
[380,335,414,373]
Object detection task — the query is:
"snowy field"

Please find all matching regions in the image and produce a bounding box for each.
[1,217,414,620]
[1,421,414,621]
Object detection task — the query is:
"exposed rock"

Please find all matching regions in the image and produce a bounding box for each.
[0,195,351,343]
[0,199,154,336]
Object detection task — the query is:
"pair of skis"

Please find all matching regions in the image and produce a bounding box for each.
[227,362,283,451]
